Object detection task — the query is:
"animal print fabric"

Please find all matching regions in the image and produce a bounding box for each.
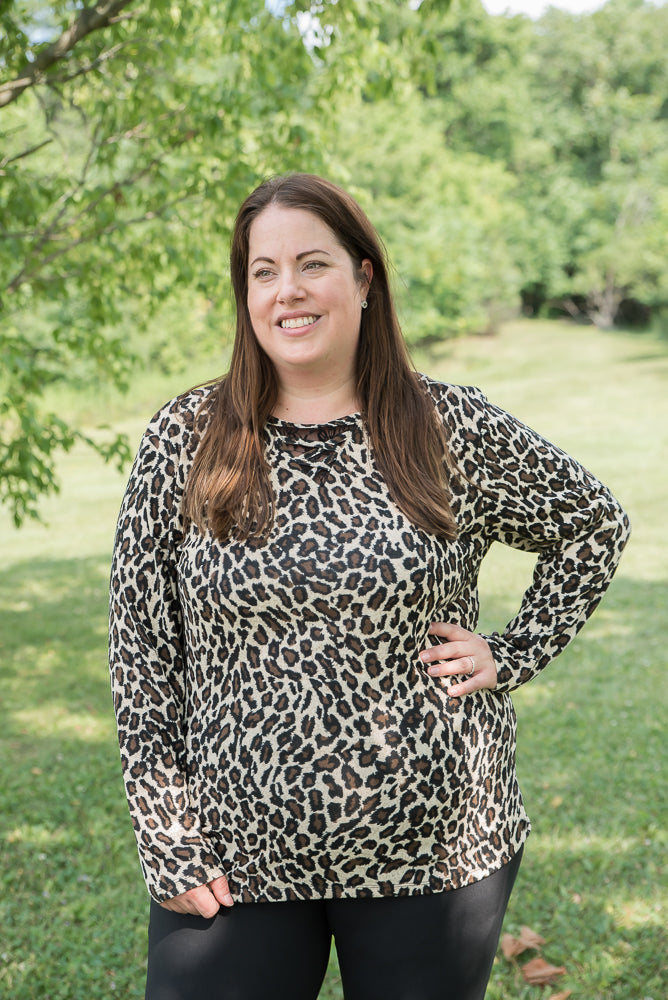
[109,376,630,903]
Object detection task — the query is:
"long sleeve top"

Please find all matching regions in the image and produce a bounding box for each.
[109,376,630,902]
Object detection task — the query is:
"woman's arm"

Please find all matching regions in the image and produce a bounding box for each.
[469,389,631,692]
[109,393,227,902]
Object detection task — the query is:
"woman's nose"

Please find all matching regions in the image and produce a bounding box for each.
[276,269,303,302]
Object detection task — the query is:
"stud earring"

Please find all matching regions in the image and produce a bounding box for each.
[361,299,368,309]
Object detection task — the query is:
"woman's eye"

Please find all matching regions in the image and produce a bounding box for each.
[304,260,325,271]
[252,268,273,279]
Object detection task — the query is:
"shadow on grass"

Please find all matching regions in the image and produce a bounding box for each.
[483,572,667,997]
[0,557,665,998]
[606,321,668,354]
[0,554,110,675]
[0,552,126,858]
[0,555,148,999]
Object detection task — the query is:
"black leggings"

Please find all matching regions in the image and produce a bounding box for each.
[145,848,522,1000]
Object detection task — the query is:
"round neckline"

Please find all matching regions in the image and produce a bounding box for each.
[266,412,362,431]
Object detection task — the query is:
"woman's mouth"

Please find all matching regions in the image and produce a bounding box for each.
[280,315,319,329]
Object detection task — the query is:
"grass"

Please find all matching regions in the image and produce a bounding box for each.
[1,319,666,999]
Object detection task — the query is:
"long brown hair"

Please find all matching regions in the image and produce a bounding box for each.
[183,173,458,541]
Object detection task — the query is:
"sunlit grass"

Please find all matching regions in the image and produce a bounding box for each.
[1,319,665,999]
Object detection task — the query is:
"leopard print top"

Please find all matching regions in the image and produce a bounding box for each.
[109,376,630,903]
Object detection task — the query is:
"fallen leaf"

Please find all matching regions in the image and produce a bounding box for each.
[501,934,522,958]
[547,991,573,1000]
[522,956,567,985]
[501,925,546,958]
[518,925,547,949]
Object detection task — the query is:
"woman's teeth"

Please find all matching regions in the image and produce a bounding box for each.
[280,316,317,329]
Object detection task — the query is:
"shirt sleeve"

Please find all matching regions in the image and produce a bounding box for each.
[458,387,631,693]
[108,394,224,901]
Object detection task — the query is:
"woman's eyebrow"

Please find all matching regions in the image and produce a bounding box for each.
[296,248,331,260]
[250,248,332,267]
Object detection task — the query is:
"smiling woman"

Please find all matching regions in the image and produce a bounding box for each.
[245,204,372,415]
[109,172,629,1000]
[183,173,459,545]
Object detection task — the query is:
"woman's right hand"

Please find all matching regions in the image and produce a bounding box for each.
[159,875,234,917]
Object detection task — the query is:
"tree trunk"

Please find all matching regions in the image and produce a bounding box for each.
[587,270,624,329]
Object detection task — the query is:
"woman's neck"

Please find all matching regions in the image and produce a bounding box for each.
[272,377,359,424]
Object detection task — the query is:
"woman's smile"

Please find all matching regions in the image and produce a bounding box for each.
[278,313,321,331]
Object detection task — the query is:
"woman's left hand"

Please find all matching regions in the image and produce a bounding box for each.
[419,622,497,698]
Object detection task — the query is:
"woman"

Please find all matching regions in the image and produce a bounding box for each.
[109,173,630,1000]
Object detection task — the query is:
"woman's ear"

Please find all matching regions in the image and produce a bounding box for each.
[361,259,373,297]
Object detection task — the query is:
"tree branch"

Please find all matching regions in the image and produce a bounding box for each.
[8,195,191,289]
[0,1,136,109]
[0,138,54,169]
[5,139,197,294]
[44,41,128,87]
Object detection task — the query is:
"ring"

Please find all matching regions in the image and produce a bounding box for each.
[466,655,475,676]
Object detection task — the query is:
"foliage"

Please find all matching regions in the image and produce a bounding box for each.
[0,0,425,525]
[335,90,527,340]
[330,0,668,334]
[515,0,668,324]
[2,0,668,523]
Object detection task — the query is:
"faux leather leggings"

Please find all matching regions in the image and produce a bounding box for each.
[145,847,522,1000]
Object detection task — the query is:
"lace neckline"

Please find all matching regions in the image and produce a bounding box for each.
[265,412,364,464]
[266,412,362,432]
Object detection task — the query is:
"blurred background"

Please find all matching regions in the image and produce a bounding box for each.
[1,2,666,997]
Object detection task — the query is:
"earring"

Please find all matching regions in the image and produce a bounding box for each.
[361,299,368,309]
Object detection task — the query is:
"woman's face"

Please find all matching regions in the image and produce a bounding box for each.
[246,204,372,386]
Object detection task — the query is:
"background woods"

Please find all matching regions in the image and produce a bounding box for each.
[0,0,385,522]
[1,0,668,524]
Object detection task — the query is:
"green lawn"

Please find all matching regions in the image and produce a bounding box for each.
[1,319,665,999]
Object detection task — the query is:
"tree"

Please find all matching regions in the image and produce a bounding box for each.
[387,0,668,329]
[0,0,430,525]
[335,90,527,341]
[515,0,668,325]
[7,0,664,527]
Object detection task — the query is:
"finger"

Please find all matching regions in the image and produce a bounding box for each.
[209,875,234,908]
[162,885,221,919]
[427,621,469,640]
[160,897,200,916]
[424,657,475,678]
[446,679,474,698]
[445,671,487,698]
[446,662,497,697]
[419,640,470,664]
[190,885,221,919]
